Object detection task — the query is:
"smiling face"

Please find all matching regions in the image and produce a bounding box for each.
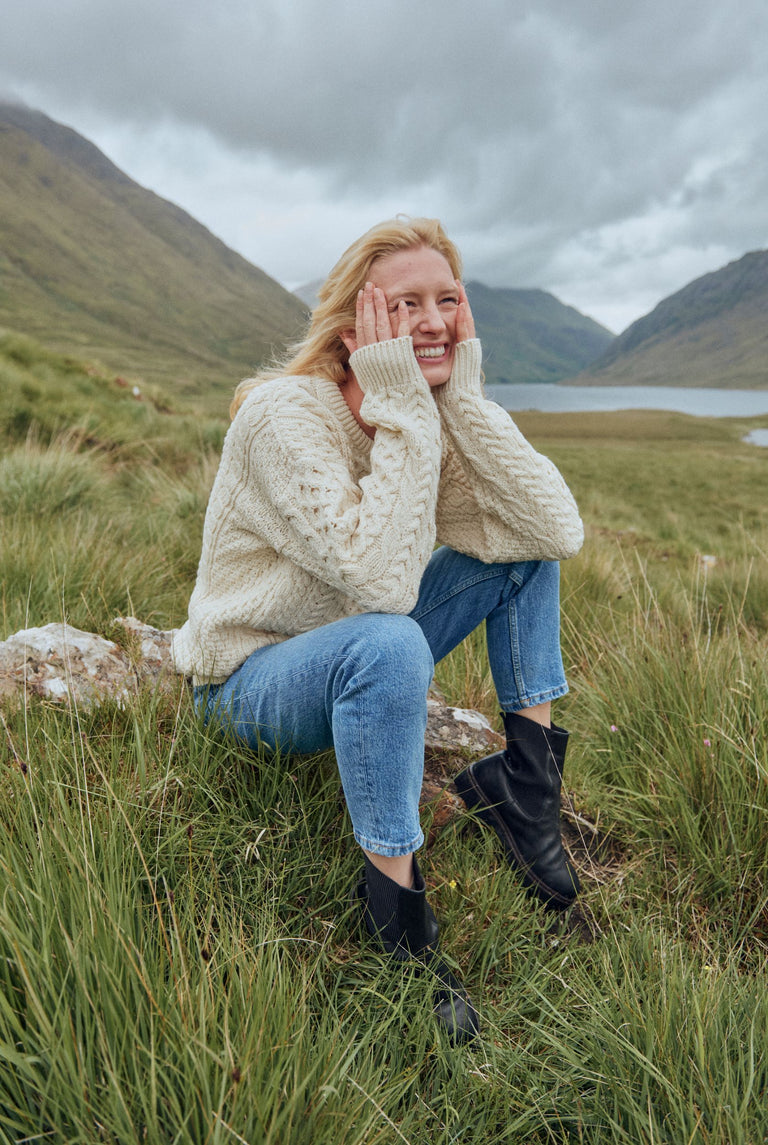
[368,245,460,387]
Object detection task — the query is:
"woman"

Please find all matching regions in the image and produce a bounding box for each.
[172,218,584,1044]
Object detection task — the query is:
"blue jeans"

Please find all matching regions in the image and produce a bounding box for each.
[195,547,567,857]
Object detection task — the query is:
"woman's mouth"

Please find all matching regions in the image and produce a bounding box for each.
[414,345,447,359]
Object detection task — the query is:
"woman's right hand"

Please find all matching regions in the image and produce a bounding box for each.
[340,282,411,355]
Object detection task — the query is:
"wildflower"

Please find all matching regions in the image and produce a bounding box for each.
[610,725,618,733]
[448,879,457,890]
[703,738,711,748]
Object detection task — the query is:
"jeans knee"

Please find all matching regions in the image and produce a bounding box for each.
[352,613,434,690]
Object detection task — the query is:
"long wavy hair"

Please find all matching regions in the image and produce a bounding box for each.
[230,216,462,418]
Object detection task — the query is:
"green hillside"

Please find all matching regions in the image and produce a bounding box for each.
[465,281,614,385]
[577,249,768,388]
[0,103,307,409]
[0,327,223,461]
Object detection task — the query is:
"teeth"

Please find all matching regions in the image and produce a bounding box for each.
[415,346,445,358]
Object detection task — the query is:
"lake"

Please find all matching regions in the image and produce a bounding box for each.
[485,384,768,418]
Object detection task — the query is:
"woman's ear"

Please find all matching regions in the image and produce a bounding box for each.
[340,328,358,355]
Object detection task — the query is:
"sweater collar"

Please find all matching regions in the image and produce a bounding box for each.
[318,378,374,453]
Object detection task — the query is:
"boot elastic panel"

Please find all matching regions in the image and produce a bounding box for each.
[360,855,438,958]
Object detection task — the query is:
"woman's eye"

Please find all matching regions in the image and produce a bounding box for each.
[440,297,459,307]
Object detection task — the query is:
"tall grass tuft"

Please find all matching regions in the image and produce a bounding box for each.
[561,548,768,951]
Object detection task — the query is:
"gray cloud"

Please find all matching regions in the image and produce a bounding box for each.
[2,0,767,332]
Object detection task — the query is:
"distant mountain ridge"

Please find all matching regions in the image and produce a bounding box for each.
[0,102,307,404]
[577,249,768,388]
[464,281,613,385]
[0,102,134,187]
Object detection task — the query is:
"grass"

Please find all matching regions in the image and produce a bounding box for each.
[1,343,768,1142]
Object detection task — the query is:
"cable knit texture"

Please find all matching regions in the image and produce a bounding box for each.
[172,336,584,685]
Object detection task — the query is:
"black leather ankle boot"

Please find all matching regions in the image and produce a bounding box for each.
[454,710,579,909]
[351,856,480,1044]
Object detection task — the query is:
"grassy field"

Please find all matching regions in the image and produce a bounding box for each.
[1,334,767,1143]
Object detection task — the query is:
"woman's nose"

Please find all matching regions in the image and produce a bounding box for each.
[418,301,446,332]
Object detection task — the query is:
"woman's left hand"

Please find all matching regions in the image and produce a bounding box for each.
[456,280,476,343]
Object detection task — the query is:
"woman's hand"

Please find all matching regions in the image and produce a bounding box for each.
[456,280,476,343]
[436,280,481,405]
[340,282,410,355]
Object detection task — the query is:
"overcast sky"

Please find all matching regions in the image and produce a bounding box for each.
[2,0,767,333]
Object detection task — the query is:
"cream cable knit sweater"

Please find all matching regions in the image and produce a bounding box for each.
[171,337,583,685]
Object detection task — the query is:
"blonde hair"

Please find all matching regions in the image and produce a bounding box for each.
[230,216,462,418]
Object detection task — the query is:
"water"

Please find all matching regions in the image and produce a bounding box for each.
[743,428,768,447]
[485,383,768,418]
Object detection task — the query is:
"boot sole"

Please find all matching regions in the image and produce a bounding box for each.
[454,763,577,909]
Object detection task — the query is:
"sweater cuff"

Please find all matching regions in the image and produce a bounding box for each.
[349,337,429,398]
[435,338,483,403]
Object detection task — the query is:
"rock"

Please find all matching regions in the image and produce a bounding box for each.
[0,618,178,707]
[111,616,176,686]
[421,698,504,837]
[425,698,502,757]
[0,623,135,706]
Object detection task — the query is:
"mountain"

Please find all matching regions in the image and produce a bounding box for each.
[292,279,324,309]
[463,282,614,385]
[576,250,768,388]
[0,102,307,404]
